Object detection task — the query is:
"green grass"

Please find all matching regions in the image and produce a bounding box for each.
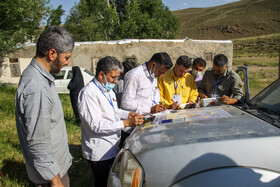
[233,33,280,58]
[233,56,279,67]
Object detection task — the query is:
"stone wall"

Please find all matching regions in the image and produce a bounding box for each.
[1,39,233,84]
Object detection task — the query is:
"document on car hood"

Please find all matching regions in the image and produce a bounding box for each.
[150,108,232,125]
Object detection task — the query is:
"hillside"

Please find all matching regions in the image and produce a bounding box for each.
[173,0,280,40]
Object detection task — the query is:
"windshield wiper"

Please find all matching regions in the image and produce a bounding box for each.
[255,105,280,116]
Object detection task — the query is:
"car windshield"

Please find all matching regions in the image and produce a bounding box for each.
[84,69,94,76]
[250,78,280,114]
[53,70,66,79]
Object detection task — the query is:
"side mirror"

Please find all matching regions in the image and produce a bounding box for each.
[236,66,250,104]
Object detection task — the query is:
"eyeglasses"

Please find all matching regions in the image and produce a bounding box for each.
[109,75,120,82]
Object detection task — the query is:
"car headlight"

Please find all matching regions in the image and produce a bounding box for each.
[111,149,144,187]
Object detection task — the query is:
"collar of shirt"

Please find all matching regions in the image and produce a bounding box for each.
[212,67,229,78]
[143,62,154,81]
[93,77,109,93]
[170,68,187,81]
[30,58,55,82]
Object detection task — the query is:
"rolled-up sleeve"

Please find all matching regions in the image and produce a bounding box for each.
[231,76,244,101]
[21,89,60,180]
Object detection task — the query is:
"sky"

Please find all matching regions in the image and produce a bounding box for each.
[50,0,240,23]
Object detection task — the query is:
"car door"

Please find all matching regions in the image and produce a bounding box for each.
[54,69,73,93]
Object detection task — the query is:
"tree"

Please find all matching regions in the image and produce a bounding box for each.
[47,5,65,26]
[65,0,180,41]
[0,0,50,58]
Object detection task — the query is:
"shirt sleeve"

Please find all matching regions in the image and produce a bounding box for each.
[231,74,244,101]
[158,76,171,108]
[121,74,151,114]
[198,73,209,96]
[116,108,130,120]
[188,76,199,103]
[78,90,125,134]
[21,88,61,180]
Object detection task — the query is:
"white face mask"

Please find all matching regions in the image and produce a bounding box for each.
[197,71,202,76]
[149,64,156,79]
[192,70,202,78]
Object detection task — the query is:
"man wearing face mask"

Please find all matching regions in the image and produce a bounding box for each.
[121,52,173,115]
[190,57,206,87]
[158,55,198,110]
[198,54,243,105]
[78,56,144,187]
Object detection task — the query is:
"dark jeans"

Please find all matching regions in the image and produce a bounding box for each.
[88,158,115,187]
[35,172,69,187]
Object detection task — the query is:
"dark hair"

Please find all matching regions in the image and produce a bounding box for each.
[122,59,137,74]
[176,55,192,69]
[36,25,74,58]
[213,54,228,67]
[95,56,123,77]
[193,58,206,68]
[148,52,173,70]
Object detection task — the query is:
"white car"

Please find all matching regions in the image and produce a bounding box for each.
[54,67,94,94]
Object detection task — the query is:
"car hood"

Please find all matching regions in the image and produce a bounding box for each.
[124,105,280,186]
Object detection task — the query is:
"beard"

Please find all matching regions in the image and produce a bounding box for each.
[50,58,62,75]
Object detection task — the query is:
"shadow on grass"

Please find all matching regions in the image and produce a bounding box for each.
[68,144,93,187]
[1,158,32,186]
[1,145,92,187]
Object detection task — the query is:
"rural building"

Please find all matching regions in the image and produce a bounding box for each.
[0,38,233,84]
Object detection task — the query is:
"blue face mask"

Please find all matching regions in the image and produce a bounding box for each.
[103,75,116,91]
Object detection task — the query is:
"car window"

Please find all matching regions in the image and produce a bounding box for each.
[250,78,280,114]
[67,70,73,79]
[54,70,66,79]
[84,69,94,76]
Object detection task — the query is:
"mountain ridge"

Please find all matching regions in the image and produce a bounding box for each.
[172,0,280,40]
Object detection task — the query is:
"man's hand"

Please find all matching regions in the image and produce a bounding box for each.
[128,112,138,119]
[199,93,208,99]
[169,102,179,110]
[150,104,166,114]
[124,113,144,127]
[50,174,64,187]
[218,95,238,105]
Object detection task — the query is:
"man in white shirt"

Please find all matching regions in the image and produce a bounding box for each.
[78,56,144,187]
[121,52,173,115]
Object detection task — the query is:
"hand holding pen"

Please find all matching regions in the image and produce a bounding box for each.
[150,104,166,114]
[169,99,179,110]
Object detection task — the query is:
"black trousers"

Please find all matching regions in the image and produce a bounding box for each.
[88,158,115,187]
